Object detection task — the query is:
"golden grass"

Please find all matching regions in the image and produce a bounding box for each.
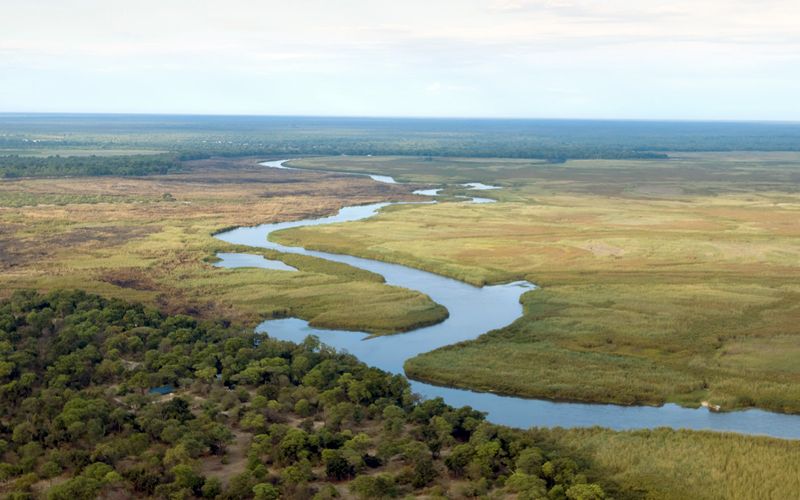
[536,427,800,500]
[277,154,800,412]
[4,153,800,499]
[0,157,446,333]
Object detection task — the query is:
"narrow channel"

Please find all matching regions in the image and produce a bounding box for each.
[214,160,800,439]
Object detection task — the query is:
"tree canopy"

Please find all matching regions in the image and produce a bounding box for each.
[0,290,609,498]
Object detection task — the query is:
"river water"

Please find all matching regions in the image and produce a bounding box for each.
[213,160,800,439]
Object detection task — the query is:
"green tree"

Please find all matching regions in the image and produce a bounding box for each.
[445,444,474,476]
[412,457,437,488]
[516,447,544,475]
[172,464,204,494]
[201,477,222,498]
[506,471,547,498]
[277,428,309,465]
[253,482,280,500]
[350,473,396,499]
[566,483,606,500]
[322,449,355,481]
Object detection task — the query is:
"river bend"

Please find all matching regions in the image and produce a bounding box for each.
[214,160,800,439]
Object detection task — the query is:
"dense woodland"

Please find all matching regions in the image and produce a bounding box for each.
[4,115,800,171]
[0,290,609,499]
[0,154,181,178]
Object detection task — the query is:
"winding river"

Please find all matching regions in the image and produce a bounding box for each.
[215,160,800,439]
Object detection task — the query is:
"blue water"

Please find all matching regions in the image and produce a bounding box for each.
[412,185,496,204]
[214,252,297,272]
[412,188,443,196]
[212,161,800,439]
[258,158,396,184]
[461,182,501,190]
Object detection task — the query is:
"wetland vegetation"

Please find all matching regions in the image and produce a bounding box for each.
[277,154,800,413]
[0,156,444,334]
[2,115,800,498]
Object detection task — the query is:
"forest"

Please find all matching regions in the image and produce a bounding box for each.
[4,115,800,169]
[0,290,608,499]
[0,154,181,178]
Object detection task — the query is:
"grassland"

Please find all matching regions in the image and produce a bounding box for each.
[535,427,800,500]
[4,149,800,499]
[0,157,446,334]
[276,154,800,412]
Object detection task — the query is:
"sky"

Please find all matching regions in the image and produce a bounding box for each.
[1,0,799,120]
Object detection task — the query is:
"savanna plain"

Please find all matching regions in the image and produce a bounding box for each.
[2,117,800,499]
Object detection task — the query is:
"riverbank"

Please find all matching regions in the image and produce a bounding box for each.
[4,153,800,498]
[213,158,800,439]
[0,157,445,334]
[273,155,800,415]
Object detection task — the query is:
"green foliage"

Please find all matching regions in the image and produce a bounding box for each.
[0,290,611,499]
[322,449,355,481]
[566,482,607,500]
[0,153,181,178]
[46,462,121,500]
[201,477,222,498]
[411,457,437,488]
[8,115,800,164]
[349,473,396,499]
[252,482,279,500]
[505,471,547,498]
[516,447,545,475]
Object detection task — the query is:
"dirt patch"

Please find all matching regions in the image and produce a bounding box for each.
[629,184,685,198]
[181,156,269,171]
[0,224,161,269]
[0,222,28,264]
[199,430,251,485]
[54,225,160,247]
[29,474,70,497]
[579,241,626,257]
[100,268,160,291]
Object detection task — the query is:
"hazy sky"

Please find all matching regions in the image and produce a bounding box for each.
[1,0,798,119]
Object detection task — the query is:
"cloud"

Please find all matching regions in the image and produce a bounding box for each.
[425,82,474,94]
[0,0,798,119]
[2,1,798,65]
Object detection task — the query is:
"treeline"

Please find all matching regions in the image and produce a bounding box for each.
[0,143,666,166]
[0,154,181,178]
[174,142,669,161]
[0,290,610,499]
[6,115,800,162]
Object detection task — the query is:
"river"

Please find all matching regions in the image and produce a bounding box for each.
[214,160,800,439]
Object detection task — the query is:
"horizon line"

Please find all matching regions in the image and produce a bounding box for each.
[1,111,799,126]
